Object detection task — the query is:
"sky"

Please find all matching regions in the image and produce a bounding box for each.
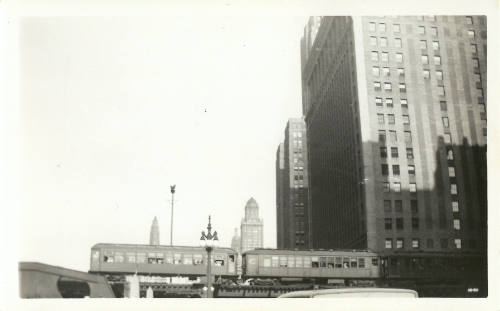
[16,16,307,271]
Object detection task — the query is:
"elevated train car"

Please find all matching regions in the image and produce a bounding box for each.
[242,249,381,284]
[89,243,238,279]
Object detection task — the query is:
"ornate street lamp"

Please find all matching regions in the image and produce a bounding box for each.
[170,185,176,246]
[200,215,219,298]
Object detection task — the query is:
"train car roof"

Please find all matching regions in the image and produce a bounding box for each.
[91,243,235,252]
[243,248,379,256]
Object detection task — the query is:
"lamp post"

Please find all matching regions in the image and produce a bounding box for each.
[200,215,218,298]
[170,185,176,246]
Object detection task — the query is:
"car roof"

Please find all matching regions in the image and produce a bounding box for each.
[244,248,379,256]
[278,288,418,298]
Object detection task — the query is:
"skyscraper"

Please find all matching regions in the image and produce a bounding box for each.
[230,228,242,275]
[276,118,311,249]
[149,216,160,246]
[240,198,264,253]
[300,16,487,256]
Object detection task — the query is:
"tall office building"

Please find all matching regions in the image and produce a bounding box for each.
[149,216,160,246]
[276,118,311,249]
[300,16,487,257]
[240,197,264,253]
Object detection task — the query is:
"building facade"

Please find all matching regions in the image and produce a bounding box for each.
[240,198,264,253]
[149,216,160,246]
[230,228,243,275]
[301,16,487,255]
[276,118,311,249]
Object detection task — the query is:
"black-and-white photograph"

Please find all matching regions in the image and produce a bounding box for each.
[1,1,497,310]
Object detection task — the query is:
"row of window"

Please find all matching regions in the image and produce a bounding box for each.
[255,255,378,269]
[382,182,417,193]
[374,81,407,92]
[370,36,403,48]
[370,51,404,63]
[384,199,419,213]
[385,238,462,249]
[372,66,405,77]
[380,146,412,159]
[99,251,232,266]
[377,113,410,125]
[375,97,408,108]
[368,22,439,37]
[378,130,413,143]
[381,164,415,176]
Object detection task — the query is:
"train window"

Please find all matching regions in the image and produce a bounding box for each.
[279,256,288,268]
[350,258,358,268]
[183,254,193,265]
[214,254,225,266]
[359,258,366,268]
[136,253,146,263]
[126,252,136,263]
[303,256,312,268]
[165,253,173,264]
[91,250,100,263]
[272,256,279,268]
[263,258,271,267]
[174,253,182,264]
[295,256,303,268]
[229,255,235,263]
[327,257,335,268]
[311,257,319,268]
[114,252,124,263]
[343,258,350,268]
[156,253,164,264]
[288,256,295,268]
[335,257,342,268]
[193,254,203,265]
[371,258,379,266]
[103,250,114,263]
[319,257,328,268]
[148,253,157,264]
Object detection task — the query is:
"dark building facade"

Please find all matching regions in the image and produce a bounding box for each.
[276,118,311,249]
[301,16,486,256]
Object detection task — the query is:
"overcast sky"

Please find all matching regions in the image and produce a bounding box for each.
[17,16,306,271]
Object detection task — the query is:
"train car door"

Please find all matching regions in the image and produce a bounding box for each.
[245,255,259,276]
[228,254,236,274]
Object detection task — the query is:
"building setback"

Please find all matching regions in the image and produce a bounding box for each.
[240,198,264,253]
[300,16,487,256]
[276,118,311,249]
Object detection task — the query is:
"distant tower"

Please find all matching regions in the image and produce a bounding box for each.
[231,228,242,275]
[149,216,160,246]
[240,198,264,253]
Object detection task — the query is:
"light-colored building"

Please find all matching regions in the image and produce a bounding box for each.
[240,198,264,253]
[149,216,160,246]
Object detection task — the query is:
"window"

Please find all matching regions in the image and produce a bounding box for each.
[412,239,420,249]
[471,44,478,54]
[448,166,456,177]
[394,38,402,48]
[377,113,385,124]
[370,36,378,46]
[395,53,403,63]
[418,26,425,34]
[380,37,388,47]
[444,133,452,143]
[483,128,487,136]
[404,131,412,143]
[396,218,403,230]
[406,148,414,159]
[380,146,388,158]
[440,101,447,111]
[372,258,379,266]
[371,51,379,61]
[374,81,381,90]
[379,23,386,32]
[466,16,473,25]
[447,149,454,160]
[468,30,475,39]
[389,130,397,142]
[358,258,366,268]
[393,182,401,193]
[402,114,410,125]
[384,82,392,91]
[375,97,383,106]
[173,253,182,264]
[379,130,386,142]
[114,252,124,263]
[279,256,288,268]
[369,22,376,32]
[437,86,445,96]
[432,41,440,50]
[395,200,403,212]
[436,71,443,80]
[381,52,389,62]
[384,200,392,212]
[372,66,380,76]
[472,58,479,68]
[399,83,406,92]
[434,55,441,65]
[385,238,393,249]
[412,217,420,229]
[420,40,427,49]
[396,238,404,249]
[382,67,390,76]
[393,165,400,175]
[385,98,393,107]
[454,219,461,230]
[442,117,449,128]
[391,147,398,158]
[183,254,193,265]
[381,164,389,175]
[411,200,418,213]
[421,55,429,64]
[451,183,458,195]
[440,238,448,249]
[342,257,350,268]
[427,238,434,248]
[431,27,438,36]
[393,24,401,33]
[137,253,146,263]
[194,254,203,265]
[455,239,462,249]
[396,68,405,77]
[409,183,417,193]
[388,114,395,124]
[480,112,486,120]
[408,165,415,176]
[400,98,408,108]
[311,256,319,268]
[423,70,430,79]
[385,218,393,230]
[383,182,390,192]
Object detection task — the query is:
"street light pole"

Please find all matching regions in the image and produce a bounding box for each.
[170,185,176,246]
[200,215,218,298]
